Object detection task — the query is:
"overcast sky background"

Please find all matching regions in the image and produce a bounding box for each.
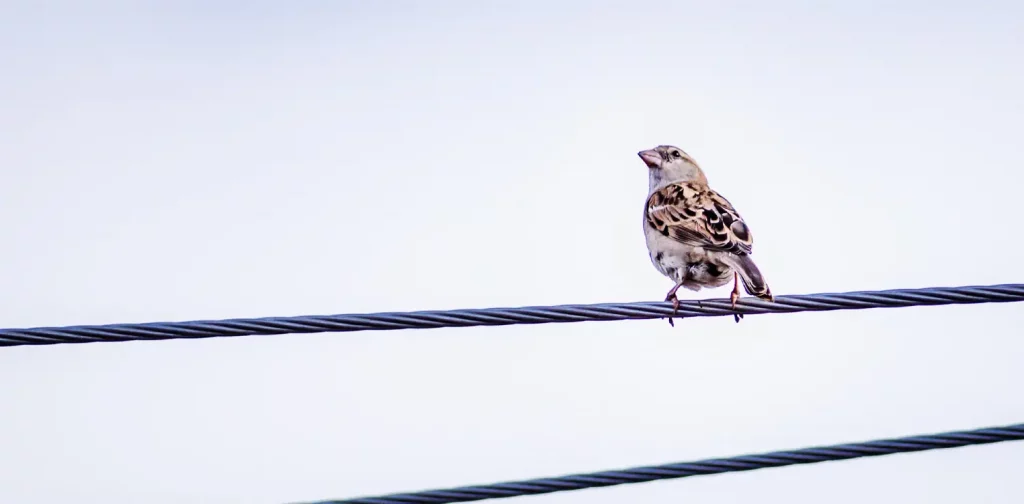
[2,2,1023,503]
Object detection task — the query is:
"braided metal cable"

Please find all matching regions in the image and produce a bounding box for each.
[1,283,1022,347]
[300,423,1024,504]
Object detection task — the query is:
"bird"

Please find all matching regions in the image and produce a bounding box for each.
[639,144,773,326]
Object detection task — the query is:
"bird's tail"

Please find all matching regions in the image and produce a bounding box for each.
[734,255,773,301]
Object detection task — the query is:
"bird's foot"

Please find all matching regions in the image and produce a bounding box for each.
[665,292,680,327]
[730,273,743,323]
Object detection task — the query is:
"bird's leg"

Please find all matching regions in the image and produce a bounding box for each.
[730,272,744,323]
[664,282,683,327]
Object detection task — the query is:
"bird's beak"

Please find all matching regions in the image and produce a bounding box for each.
[638,149,661,168]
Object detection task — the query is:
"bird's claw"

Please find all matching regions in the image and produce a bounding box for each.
[730,292,744,323]
[730,273,743,323]
[665,293,680,327]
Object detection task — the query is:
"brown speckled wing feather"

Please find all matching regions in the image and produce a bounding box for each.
[645,182,754,255]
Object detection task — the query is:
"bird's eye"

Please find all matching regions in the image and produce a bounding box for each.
[671,151,682,158]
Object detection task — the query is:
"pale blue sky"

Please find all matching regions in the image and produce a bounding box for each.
[1,2,1023,503]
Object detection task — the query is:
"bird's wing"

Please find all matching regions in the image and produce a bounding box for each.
[645,182,754,255]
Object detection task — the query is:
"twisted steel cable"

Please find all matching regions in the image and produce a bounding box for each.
[1,283,1022,347]
[300,423,1024,504]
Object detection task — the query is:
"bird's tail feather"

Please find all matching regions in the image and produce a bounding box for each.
[734,255,773,301]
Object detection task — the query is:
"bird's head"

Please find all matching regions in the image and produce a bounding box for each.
[638,144,707,189]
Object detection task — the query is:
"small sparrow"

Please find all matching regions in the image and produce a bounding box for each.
[639,145,773,325]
